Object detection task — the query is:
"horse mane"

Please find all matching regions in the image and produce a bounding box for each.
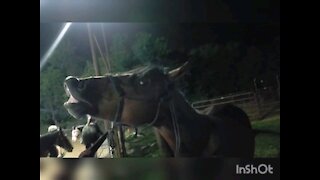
[173,91,203,118]
[108,64,165,76]
[40,131,59,139]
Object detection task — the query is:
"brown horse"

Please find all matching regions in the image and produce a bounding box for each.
[40,127,74,157]
[63,62,255,157]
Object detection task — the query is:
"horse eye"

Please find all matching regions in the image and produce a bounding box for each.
[139,78,151,86]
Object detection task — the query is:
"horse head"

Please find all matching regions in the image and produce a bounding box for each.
[63,62,190,127]
[56,128,73,152]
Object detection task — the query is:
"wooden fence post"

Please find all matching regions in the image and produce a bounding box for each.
[87,24,126,158]
[87,24,100,76]
[118,125,127,157]
[276,74,280,99]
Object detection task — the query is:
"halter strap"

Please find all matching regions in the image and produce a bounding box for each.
[88,75,182,157]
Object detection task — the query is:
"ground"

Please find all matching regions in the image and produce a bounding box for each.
[62,141,85,158]
[56,114,280,158]
[62,139,110,158]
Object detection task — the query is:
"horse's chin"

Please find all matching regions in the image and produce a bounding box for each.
[64,90,98,119]
[64,101,98,120]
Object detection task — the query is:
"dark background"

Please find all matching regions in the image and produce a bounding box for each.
[38,0,283,180]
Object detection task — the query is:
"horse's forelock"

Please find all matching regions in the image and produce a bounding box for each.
[117,65,164,76]
[48,125,58,132]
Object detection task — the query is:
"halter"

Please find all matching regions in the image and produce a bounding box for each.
[88,75,181,157]
[111,75,181,157]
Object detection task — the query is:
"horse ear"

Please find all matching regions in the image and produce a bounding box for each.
[168,61,190,81]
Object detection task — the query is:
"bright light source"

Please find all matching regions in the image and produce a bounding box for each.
[40,22,72,71]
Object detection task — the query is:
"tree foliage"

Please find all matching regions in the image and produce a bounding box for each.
[185,39,279,101]
[40,31,279,130]
[40,41,89,127]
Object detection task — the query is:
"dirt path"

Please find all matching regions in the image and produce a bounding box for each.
[62,140,110,158]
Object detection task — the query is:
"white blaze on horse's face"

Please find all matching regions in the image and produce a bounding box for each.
[72,129,81,142]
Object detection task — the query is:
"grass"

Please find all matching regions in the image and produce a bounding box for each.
[125,127,162,158]
[252,115,280,157]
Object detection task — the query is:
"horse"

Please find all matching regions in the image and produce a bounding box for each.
[73,117,104,150]
[71,125,85,142]
[63,62,255,157]
[71,119,140,157]
[78,131,110,158]
[40,127,74,157]
[47,125,69,157]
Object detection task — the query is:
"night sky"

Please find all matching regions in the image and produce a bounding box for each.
[40,23,280,61]
[40,0,279,58]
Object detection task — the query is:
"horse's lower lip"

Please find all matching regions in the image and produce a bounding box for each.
[66,94,79,104]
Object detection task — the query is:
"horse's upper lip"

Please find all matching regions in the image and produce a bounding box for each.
[64,84,91,107]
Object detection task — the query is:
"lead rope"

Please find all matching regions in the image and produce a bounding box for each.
[87,96,122,158]
[145,98,163,127]
[169,101,181,157]
[106,76,124,158]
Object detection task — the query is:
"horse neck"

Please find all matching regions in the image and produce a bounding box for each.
[154,90,208,152]
[155,90,204,124]
[168,90,203,121]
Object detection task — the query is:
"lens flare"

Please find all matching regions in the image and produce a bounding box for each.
[40,22,72,71]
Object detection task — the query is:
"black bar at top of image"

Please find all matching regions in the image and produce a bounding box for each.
[40,0,280,23]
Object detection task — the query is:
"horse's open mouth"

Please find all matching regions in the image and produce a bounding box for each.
[64,81,97,119]
[64,102,89,119]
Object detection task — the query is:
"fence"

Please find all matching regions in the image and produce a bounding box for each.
[191,87,280,121]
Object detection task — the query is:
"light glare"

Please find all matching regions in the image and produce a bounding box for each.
[40,22,72,71]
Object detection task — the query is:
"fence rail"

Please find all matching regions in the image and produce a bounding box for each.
[191,89,280,121]
[192,92,254,106]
